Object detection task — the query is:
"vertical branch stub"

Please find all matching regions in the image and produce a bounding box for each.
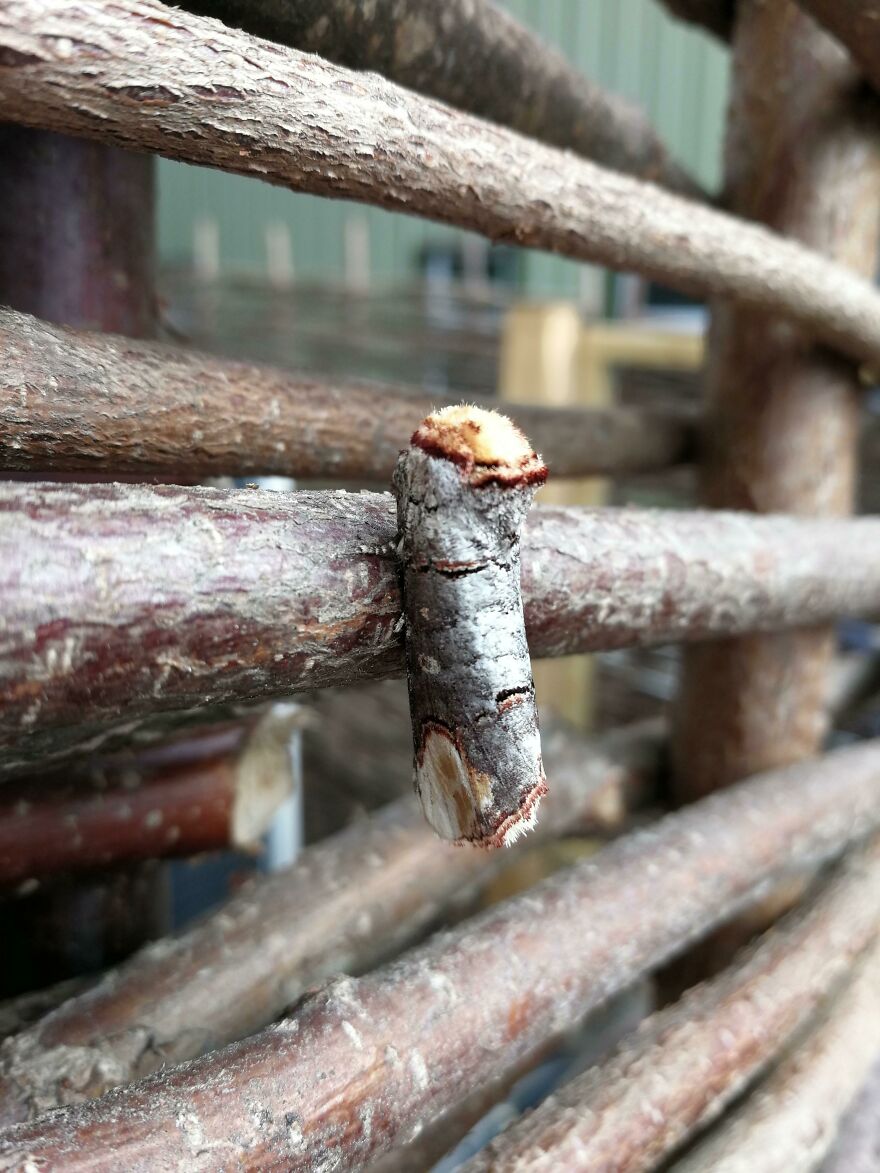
[394,406,548,848]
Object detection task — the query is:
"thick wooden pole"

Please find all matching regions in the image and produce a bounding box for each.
[0,123,159,986]
[3,487,880,777]
[180,0,702,197]
[3,740,880,1166]
[5,1,880,366]
[674,3,880,800]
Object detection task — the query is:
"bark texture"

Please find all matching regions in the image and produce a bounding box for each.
[797,1,880,96]
[0,705,303,888]
[4,1,880,365]
[0,308,693,482]
[181,0,701,196]
[464,842,880,1173]
[394,409,546,847]
[3,483,880,778]
[0,720,663,1126]
[675,939,880,1173]
[675,4,880,800]
[2,740,880,1165]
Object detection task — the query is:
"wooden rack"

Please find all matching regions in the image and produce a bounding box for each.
[1,1,880,1169]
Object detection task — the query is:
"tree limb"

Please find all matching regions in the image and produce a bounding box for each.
[180,0,703,197]
[0,307,694,482]
[463,841,880,1172]
[2,739,880,1165]
[0,705,304,889]
[3,1,880,365]
[674,937,880,1173]
[0,719,663,1125]
[3,483,880,777]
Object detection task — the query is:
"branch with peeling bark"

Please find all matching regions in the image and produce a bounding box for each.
[820,1055,880,1173]
[0,705,303,889]
[178,0,701,197]
[463,841,880,1172]
[3,483,880,777]
[2,741,880,1165]
[0,720,662,1126]
[4,3,880,365]
[0,307,693,482]
[674,938,880,1173]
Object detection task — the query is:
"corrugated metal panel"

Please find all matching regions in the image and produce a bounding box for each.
[158,1,729,296]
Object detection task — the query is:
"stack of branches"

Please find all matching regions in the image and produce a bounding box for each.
[1,0,880,1167]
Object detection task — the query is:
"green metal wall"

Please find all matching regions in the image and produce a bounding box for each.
[158,0,729,297]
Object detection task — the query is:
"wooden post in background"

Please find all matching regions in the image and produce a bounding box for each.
[499,302,598,729]
[0,128,160,992]
[675,2,880,800]
[500,308,702,729]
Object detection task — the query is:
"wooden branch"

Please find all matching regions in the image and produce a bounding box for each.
[0,979,87,1042]
[0,126,154,337]
[4,483,880,778]
[2,741,880,1164]
[394,408,547,846]
[463,841,880,1172]
[0,307,693,482]
[5,3,880,366]
[674,938,880,1173]
[0,720,663,1125]
[0,705,304,889]
[659,0,735,39]
[796,1,880,97]
[675,4,880,800]
[177,0,702,197]
[820,1056,880,1173]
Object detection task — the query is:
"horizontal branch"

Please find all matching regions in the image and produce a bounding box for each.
[675,939,880,1173]
[796,2,880,96]
[0,705,304,888]
[4,483,880,776]
[0,308,693,482]
[2,739,880,1166]
[4,2,880,365]
[464,841,880,1172]
[180,0,702,196]
[0,720,663,1125]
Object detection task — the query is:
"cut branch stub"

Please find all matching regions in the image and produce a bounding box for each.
[394,407,548,847]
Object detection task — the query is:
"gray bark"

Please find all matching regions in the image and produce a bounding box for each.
[4,1,880,366]
[393,416,546,846]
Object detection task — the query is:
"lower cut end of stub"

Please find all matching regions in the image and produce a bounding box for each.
[414,723,547,849]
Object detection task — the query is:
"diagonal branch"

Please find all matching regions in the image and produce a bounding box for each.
[0,719,663,1126]
[3,740,880,1166]
[463,841,880,1172]
[180,0,703,196]
[3,1,880,365]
